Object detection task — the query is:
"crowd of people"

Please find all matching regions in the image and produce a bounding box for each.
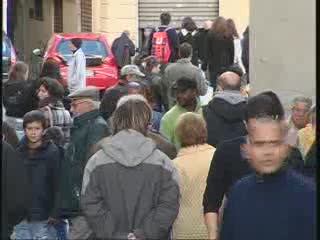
[2,12,316,240]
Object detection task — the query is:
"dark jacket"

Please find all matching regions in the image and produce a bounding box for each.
[178,30,199,66]
[203,136,305,213]
[2,140,30,239]
[81,130,180,239]
[16,138,61,221]
[111,32,135,68]
[194,28,210,69]
[241,26,249,76]
[303,141,316,180]
[3,80,31,118]
[144,73,164,113]
[158,26,180,62]
[220,168,316,240]
[203,91,247,147]
[57,110,111,218]
[206,32,234,85]
[100,82,129,121]
[147,130,177,159]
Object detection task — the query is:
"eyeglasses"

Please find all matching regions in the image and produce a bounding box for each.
[70,100,89,108]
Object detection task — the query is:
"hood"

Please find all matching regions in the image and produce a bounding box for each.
[100,129,157,167]
[207,91,247,122]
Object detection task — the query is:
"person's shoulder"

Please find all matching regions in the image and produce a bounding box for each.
[288,169,316,193]
[229,174,256,196]
[218,136,247,149]
[161,106,179,121]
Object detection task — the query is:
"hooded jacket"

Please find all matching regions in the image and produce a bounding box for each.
[81,129,180,239]
[203,91,247,147]
[111,32,135,68]
[16,138,61,221]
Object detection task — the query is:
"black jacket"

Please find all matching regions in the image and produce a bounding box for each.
[111,32,135,68]
[2,141,30,239]
[17,139,61,221]
[194,28,210,70]
[3,80,31,118]
[203,136,305,213]
[241,26,249,75]
[178,30,199,66]
[203,91,247,148]
[206,32,234,77]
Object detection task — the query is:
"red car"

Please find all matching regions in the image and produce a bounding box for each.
[38,32,118,90]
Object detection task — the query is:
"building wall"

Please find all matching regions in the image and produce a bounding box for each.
[250,0,316,110]
[26,0,54,56]
[93,0,139,46]
[219,0,249,36]
[3,0,7,32]
[63,0,80,32]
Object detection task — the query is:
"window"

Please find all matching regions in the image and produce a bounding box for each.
[33,0,43,20]
[56,39,108,62]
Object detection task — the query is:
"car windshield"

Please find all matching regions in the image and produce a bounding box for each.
[56,39,108,61]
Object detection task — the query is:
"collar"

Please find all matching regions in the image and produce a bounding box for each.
[177,144,214,157]
[254,166,288,184]
[73,109,101,125]
[177,58,192,64]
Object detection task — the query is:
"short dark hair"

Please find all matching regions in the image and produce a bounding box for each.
[23,110,47,129]
[40,60,62,81]
[179,43,193,58]
[175,77,197,92]
[71,38,82,49]
[245,91,285,122]
[160,12,171,25]
[100,88,126,121]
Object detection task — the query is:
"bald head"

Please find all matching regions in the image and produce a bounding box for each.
[217,71,241,91]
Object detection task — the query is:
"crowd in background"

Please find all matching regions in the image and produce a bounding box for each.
[2,12,316,240]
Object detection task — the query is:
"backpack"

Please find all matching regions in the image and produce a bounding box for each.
[152,28,171,63]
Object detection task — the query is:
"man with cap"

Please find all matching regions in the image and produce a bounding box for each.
[67,38,86,93]
[56,86,110,239]
[100,64,145,120]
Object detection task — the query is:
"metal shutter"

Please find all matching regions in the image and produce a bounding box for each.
[54,0,63,33]
[81,0,92,32]
[138,0,219,29]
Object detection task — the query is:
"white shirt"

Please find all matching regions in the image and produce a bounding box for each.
[67,48,86,93]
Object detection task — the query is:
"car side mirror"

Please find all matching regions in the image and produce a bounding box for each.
[33,48,42,57]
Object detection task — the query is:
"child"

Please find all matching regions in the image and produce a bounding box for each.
[14,110,61,239]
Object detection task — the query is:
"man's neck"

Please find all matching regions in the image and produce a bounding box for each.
[28,140,42,149]
[183,100,197,112]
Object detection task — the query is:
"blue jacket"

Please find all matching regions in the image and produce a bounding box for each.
[17,139,61,221]
[220,168,316,240]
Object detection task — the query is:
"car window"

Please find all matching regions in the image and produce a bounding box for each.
[2,37,11,57]
[56,39,108,61]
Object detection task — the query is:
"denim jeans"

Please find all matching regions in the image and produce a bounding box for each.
[14,220,57,240]
[54,220,68,240]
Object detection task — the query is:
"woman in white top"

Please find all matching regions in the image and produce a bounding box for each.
[226,19,246,74]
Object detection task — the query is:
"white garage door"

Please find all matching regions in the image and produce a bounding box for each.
[139,0,219,29]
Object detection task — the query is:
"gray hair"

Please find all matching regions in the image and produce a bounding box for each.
[112,94,152,136]
[291,96,312,110]
[116,94,148,108]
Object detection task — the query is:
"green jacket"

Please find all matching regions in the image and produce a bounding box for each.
[57,110,110,218]
[160,100,202,149]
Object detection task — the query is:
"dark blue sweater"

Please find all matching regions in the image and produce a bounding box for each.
[220,168,316,240]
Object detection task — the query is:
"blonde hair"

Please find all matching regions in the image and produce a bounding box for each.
[175,112,208,147]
